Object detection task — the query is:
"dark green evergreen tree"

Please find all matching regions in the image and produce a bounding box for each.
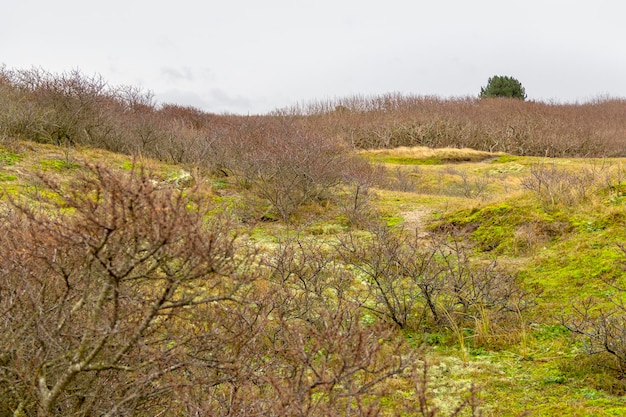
[479,75,527,100]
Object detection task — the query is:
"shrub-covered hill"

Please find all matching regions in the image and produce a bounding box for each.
[2,68,626,415]
[2,138,626,416]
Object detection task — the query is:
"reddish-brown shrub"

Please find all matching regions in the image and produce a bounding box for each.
[0,164,253,415]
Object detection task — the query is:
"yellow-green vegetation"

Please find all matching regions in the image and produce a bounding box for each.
[361,145,502,165]
[356,146,626,415]
[0,173,17,181]
[0,148,21,166]
[4,69,626,415]
[4,139,626,416]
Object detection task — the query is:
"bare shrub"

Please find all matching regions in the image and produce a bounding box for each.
[0,67,179,159]
[0,164,254,416]
[336,225,538,342]
[521,162,606,208]
[564,245,626,376]
[445,167,492,199]
[222,118,352,222]
[118,107,169,157]
[336,225,441,329]
[285,93,626,157]
[0,67,123,148]
[334,158,385,227]
[512,221,551,254]
[4,67,626,171]
[176,235,419,416]
[435,239,538,340]
[337,181,376,227]
[2,184,450,416]
[259,236,405,415]
[260,301,409,416]
[380,166,419,192]
[564,297,626,375]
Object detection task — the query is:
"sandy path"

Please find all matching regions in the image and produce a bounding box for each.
[400,207,432,238]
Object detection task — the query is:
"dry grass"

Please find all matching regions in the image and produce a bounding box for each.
[360,145,502,165]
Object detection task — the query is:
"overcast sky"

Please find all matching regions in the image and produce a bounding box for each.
[2,0,625,114]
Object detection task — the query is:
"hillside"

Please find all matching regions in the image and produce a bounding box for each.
[2,69,626,416]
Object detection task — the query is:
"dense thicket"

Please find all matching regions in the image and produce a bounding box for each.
[294,94,626,157]
[1,67,626,163]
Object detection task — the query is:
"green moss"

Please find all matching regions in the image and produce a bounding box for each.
[419,157,444,165]
[120,160,135,171]
[40,158,81,171]
[491,154,520,164]
[435,201,561,254]
[0,173,17,181]
[384,215,404,227]
[520,229,625,313]
[0,150,22,166]
[212,179,229,189]
[0,183,21,196]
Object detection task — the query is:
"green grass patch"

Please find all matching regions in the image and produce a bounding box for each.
[361,146,501,166]
[120,160,135,171]
[0,173,17,182]
[40,158,81,171]
[527,238,624,305]
[383,215,404,227]
[434,200,565,254]
[491,154,521,164]
[212,178,229,189]
[379,156,443,165]
[0,150,22,166]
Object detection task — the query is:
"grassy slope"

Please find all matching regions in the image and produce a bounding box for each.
[367,148,626,416]
[3,142,626,416]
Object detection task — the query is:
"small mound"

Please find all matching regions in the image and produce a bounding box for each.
[360,146,504,165]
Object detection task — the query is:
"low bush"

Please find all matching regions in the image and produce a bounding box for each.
[218,118,362,222]
[0,163,256,415]
[520,162,605,208]
[335,223,539,346]
[564,244,626,378]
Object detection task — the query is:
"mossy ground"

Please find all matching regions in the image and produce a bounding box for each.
[3,141,626,415]
[361,147,626,415]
